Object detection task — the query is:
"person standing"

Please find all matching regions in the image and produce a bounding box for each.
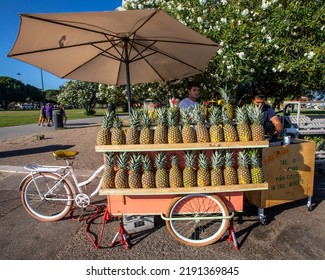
[179,81,201,109]
[38,104,47,126]
[252,93,283,141]
[58,104,67,125]
[45,103,53,127]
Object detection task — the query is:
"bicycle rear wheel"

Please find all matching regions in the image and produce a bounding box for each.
[166,194,229,246]
[20,172,73,222]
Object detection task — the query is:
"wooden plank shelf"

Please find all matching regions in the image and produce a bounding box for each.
[99,182,268,196]
[96,141,269,152]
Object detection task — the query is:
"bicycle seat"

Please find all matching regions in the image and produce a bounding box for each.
[53,150,79,160]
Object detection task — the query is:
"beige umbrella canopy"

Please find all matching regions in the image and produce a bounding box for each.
[8,9,221,113]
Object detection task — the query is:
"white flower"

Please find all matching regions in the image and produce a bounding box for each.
[221,18,227,23]
[274,44,279,50]
[237,52,245,59]
[219,41,224,46]
[238,20,241,25]
[227,64,234,70]
[217,49,223,55]
[199,0,207,5]
[197,17,203,23]
[272,67,277,73]
[177,4,183,11]
[221,0,228,5]
[278,64,284,72]
[265,34,272,42]
[261,0,271,10]
[250,68,255,73]
[307,51,315,60]
[261,26,266,33]
[241,9,249,16]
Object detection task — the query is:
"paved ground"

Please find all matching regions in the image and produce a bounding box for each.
[0,119,325,262]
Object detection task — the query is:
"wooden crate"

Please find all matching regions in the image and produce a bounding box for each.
[245,139,315,208]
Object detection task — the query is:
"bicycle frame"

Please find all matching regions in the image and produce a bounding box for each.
[20,163,105,201]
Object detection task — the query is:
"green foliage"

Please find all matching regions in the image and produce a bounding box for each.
[58,80,99,115]
[120,0,324,105]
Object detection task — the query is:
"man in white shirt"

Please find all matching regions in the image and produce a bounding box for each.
[179,81,201,109]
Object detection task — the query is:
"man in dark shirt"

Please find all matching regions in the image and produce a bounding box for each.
[252,94,283,142]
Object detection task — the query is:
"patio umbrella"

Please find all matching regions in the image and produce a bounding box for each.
[8,9,221,113]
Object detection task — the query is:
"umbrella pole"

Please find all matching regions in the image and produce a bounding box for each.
[124,38,132,116]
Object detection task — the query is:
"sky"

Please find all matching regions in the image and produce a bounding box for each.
[1,0,123,90]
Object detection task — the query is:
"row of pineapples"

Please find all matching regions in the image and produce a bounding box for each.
[101,149,264,189]
[96,103,265,146]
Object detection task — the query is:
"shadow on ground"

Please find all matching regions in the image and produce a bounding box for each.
[0,145,75,158]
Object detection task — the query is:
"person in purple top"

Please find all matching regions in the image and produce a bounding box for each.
[45,103,53,127]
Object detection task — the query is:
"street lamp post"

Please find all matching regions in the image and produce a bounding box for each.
[40,69,45,105]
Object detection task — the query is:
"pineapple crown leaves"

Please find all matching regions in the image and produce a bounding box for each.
[104,152,115,168]
[170,154,179,166]
[209,107,222,125]
[211,150,224,168]
[218,86,235,104]
[141,110,152,128]
[198,152,209,170]
[102,110,115,128]
[249,149,262,167]
[235,106,249,124]
[184,151,196,168]
[116,152,128,170]
[237,150,250,167]
[224,150,234,168]
[129,109,141,128]
[167,107,180,126]
[142,154,153,171]
[247,104,264,124]
[180,107,192,125]
[156,107,167,126]
[221,107,232,124]
[128,153,142,172]
[112,116,123,129]
[193,104,205,124]
[155,152,167,169]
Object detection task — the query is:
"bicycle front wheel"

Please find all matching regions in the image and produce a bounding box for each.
[166,194,230,247]
[20,172,73,222]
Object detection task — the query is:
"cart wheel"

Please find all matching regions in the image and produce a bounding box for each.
[165,194,230,247]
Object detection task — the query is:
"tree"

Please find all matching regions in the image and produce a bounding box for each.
[58,80,99,115]
[0,76,25,109]
[120,0,324,105]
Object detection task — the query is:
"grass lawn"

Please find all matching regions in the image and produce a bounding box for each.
[0,108,107,127]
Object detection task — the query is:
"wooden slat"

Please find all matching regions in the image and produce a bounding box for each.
[99,183,268,196]
[96,141,269,152]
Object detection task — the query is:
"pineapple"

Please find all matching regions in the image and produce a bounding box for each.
[193,104,210,143]
[248,104,265,141]
[101,152,115,189]
[155,152,169,188]
[126,109,141,144]
[237,150,251,184]
[167,107,182,144]
[219,87,235,120]
[249,149,264,183]
[96,110,115,145]
[140,110,154,144]
[115,152,129,188]
[236,106,252,142]
[211,150,224,186]
[169,154,183,188]
[223,150,238,185]
[222,108,239,142]
[154,107,168,144]
[180,107,196,143]
[141,154,155,188]
[111,116,126,145]
[128,153,142,188]
[197,151,211,187]
[209,107,224,142]
[183,151,197,188]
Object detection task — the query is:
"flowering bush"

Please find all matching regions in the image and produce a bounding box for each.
[116,0,324,106]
